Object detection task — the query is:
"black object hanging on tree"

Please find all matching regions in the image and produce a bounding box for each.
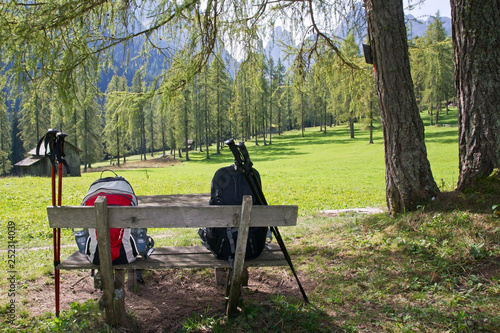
[363,44,373,64]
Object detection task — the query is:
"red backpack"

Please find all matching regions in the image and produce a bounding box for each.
[81,171,140,264]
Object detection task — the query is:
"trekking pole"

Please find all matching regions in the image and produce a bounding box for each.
[37,129,61,316]
[53,132,71,317]
[236,141,309,304]
[55,132,70,206]
[224,138,244,169]
[37,129,59,206]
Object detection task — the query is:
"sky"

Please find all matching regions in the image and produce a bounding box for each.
[404,0,452,18]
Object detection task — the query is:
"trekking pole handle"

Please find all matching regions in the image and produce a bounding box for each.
[36,128,59,157]
[225,138,244,167]
[235,142,267,206]
[56,132,68,160]
[236,141,253,169]
[47,129,59,148]
[55,132,71,175]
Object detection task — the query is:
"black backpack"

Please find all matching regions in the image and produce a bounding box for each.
[199,165,269,262]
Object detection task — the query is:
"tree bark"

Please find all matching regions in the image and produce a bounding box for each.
[451,0,500,190]
[364,0,439,215]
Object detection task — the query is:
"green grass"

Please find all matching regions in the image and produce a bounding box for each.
[2,108,497,332]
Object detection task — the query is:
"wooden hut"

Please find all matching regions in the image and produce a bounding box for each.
[14,142,81,177]
[181,139,195,152]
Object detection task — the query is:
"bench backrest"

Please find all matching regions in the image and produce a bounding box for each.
[47,194,298,229]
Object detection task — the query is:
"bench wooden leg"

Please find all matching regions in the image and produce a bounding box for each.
[218,267,248,287]
[127,269,137,290]
[215,268,226,286]
[226,196,252,317]
[242,267,249,287]
[113,269,127,324]
[94,197,127,327]
[224,269,231,300]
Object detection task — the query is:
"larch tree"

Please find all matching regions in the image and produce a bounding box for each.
[208,53,232,153]
[133,71,147,160]
[274,58,286,135]
[18,87,51,151]
[451,0,500,191]
[364,0,439,214]
[0,91,12,176]
[420,12,454,125]
[75,69,103,171]
[104,75,129,166]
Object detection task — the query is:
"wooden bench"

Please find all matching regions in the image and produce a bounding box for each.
[47,193,298,326]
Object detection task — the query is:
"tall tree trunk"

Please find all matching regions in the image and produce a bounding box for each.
[254,110,259,146]
[142,112,147,161]
[116,125,120,167]
[269,86,273,144]
[323,97,327,134]
[150,106,154,157]
[452,0,500,190]
[184,90,190,162]
[301,90,304,137]
[369,99,374,144]
[364,0,439,215]
[369,120,374,144]
[262,93,267,146]
[349,114,354,139]
[204,70,210,159]
[216,78,221,154]
[435,103,439,126]
[83,107,88,172]
[161,113,166,157]
[263,114,267,145]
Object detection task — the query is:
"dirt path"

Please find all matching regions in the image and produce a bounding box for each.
[28,267,308,332]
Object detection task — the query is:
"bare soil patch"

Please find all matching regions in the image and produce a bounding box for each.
[27,267,309,332]
[85,155,181,173]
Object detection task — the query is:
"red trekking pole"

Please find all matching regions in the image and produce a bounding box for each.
[54,132,70,317]
[37,129,71,317]
[53,163,60,318]
[37,129,60,316]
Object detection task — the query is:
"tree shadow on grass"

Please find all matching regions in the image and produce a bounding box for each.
[424,170,499,214]
[301,240,499,332]
[186,128,376,166]
[192,144,305,166]
[424,128,458,144]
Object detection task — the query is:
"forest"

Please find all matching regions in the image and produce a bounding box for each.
[1,13,452,173]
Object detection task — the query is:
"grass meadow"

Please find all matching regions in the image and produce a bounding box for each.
[1,108,499,332]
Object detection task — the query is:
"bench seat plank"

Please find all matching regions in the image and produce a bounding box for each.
[58,244,288,270]
[47,205,298,229]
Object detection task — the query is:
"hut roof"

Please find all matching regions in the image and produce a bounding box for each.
[27,141,81,157]
[14,156,43,167]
